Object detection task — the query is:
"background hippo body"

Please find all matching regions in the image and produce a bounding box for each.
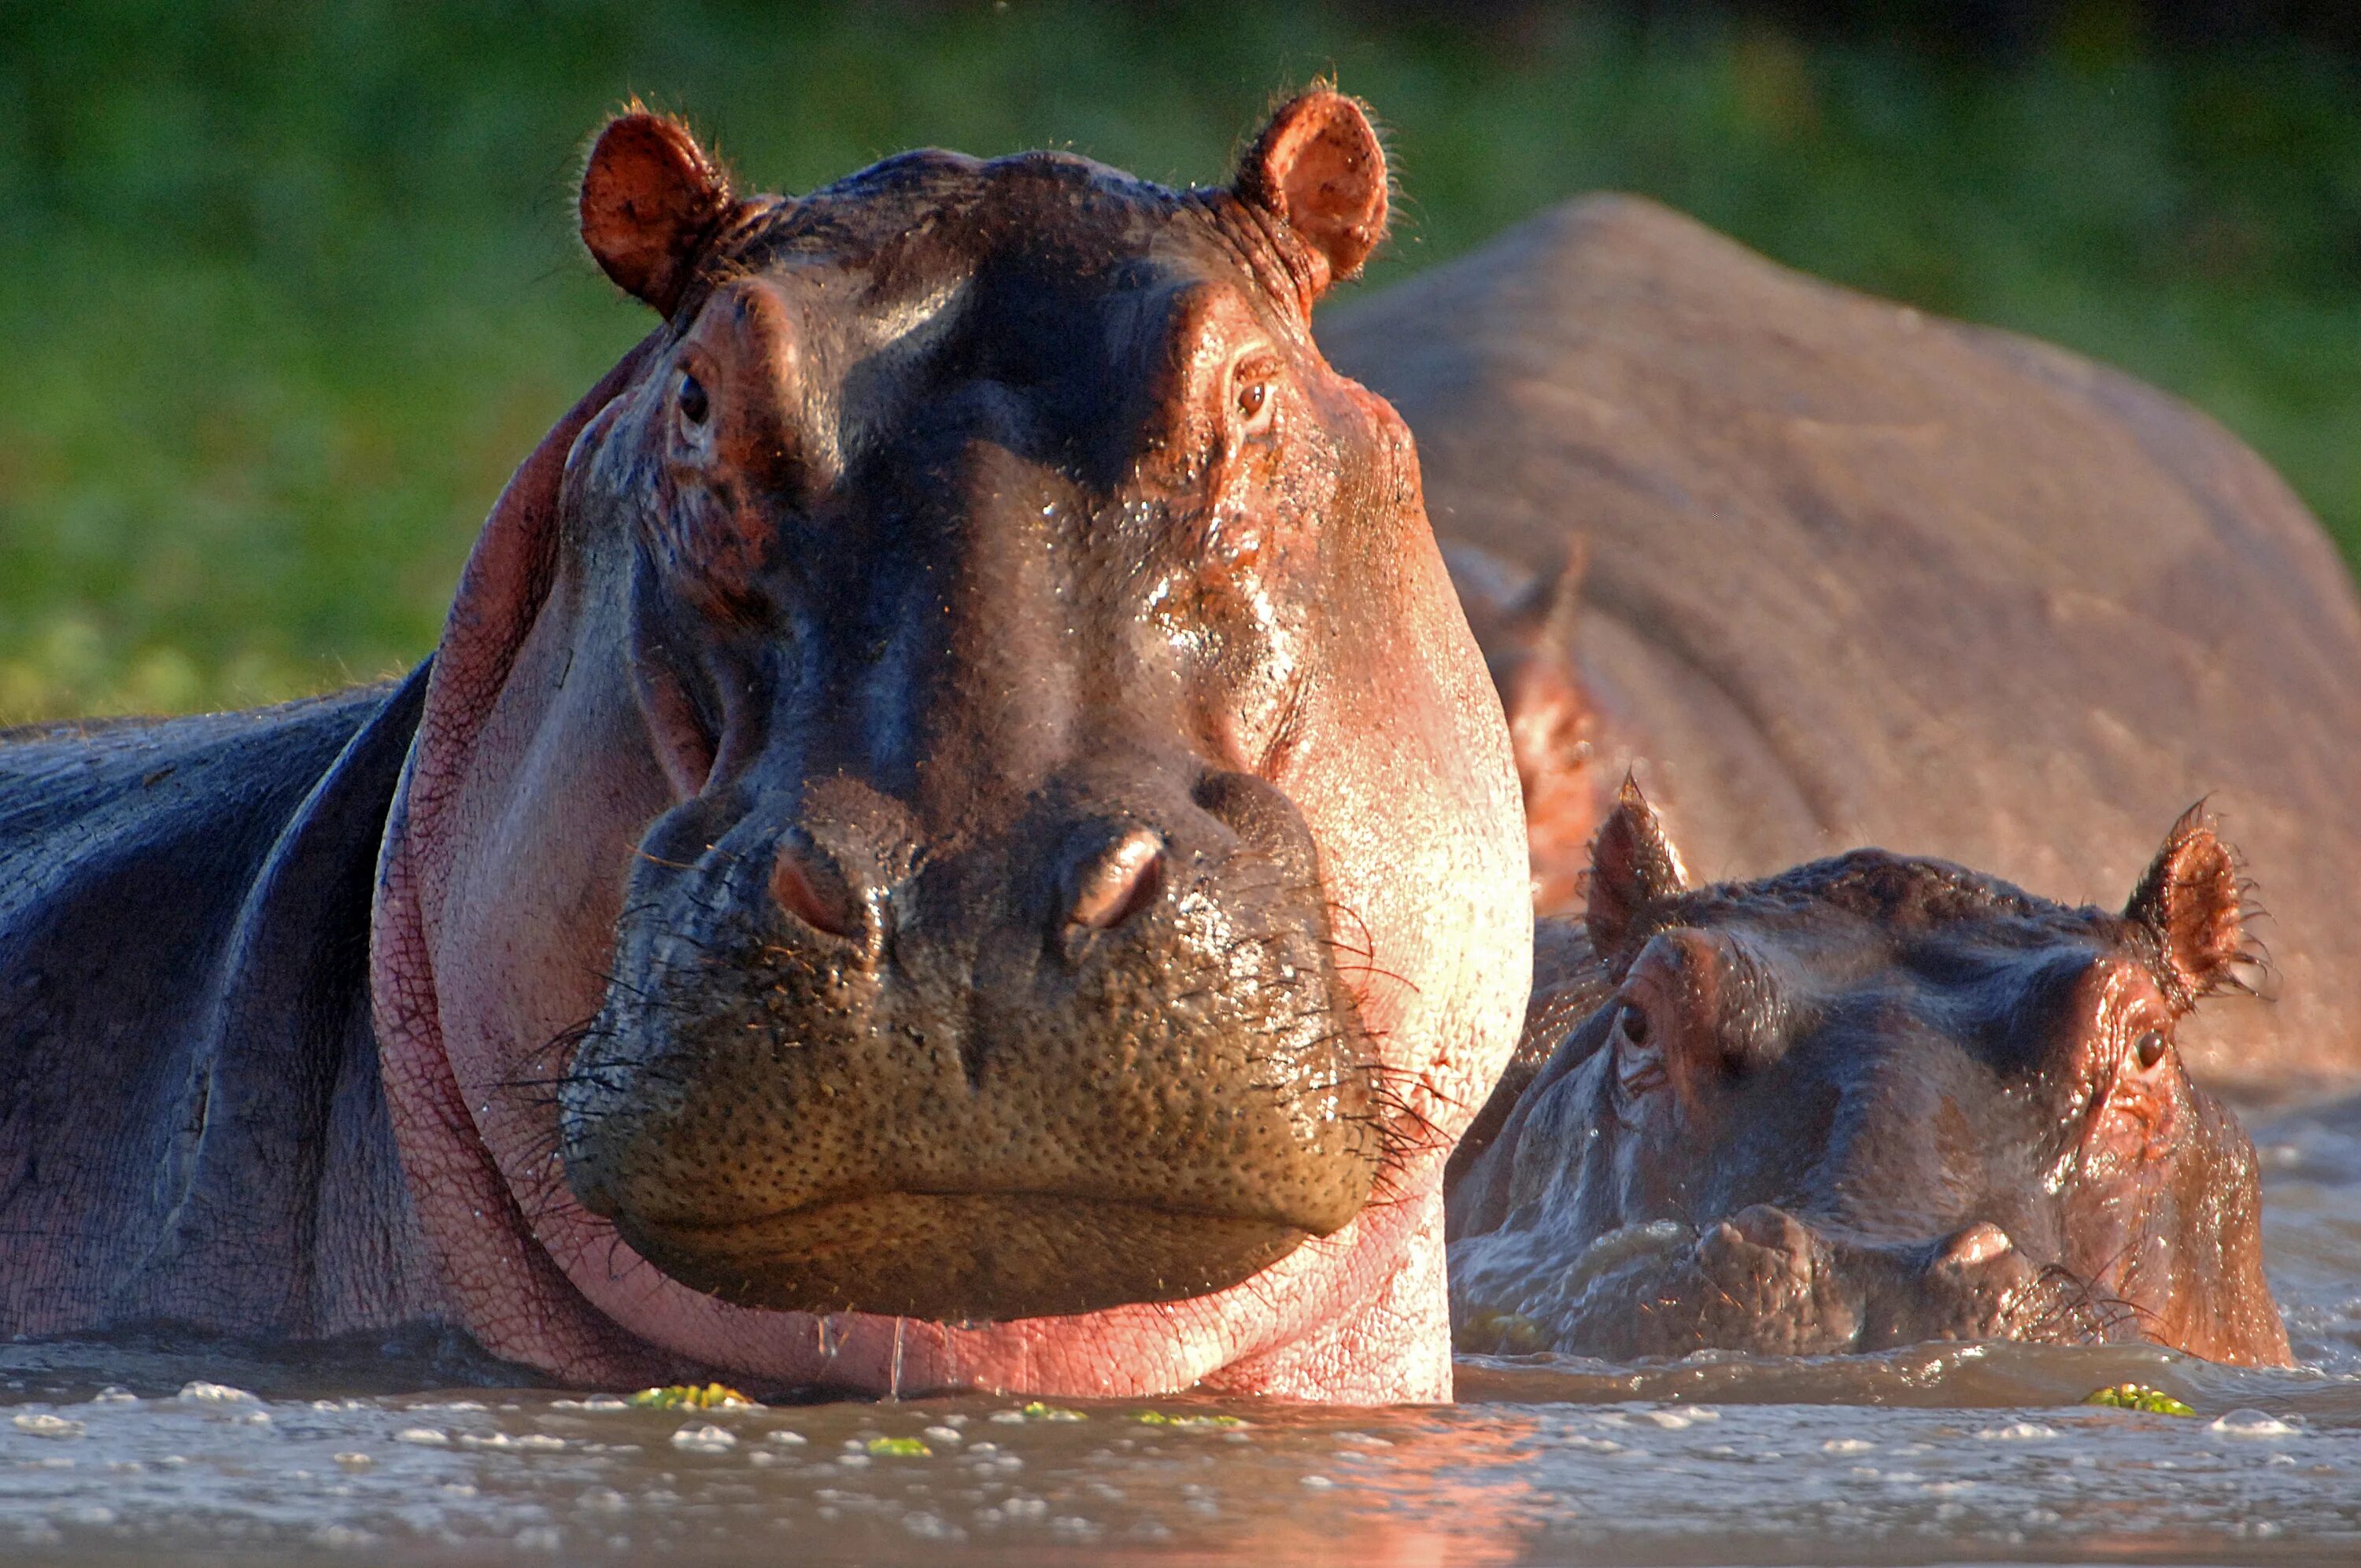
[0,673,439,1339]
[1321,194,2361,1093]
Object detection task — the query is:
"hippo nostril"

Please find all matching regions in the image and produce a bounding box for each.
[1939,1221,2015,1269]
[771,842,861,939]
[1065,827,1166,933]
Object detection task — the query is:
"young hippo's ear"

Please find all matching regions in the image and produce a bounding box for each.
[1234,88,1390,301]
[2124,804,2252,1011]
[1585,777,1688,966]
[580,111,736,315]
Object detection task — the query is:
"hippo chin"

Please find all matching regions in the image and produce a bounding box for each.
[1449,784,2293,1367]
[0,93,1528,1402]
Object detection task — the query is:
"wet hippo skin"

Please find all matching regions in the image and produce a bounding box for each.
[1449,784,2293,1367]
[2,94,1531,1401]
[1321,195,2361,1095]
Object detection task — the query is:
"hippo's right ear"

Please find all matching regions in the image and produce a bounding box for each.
[1234,88,1391,303]
[580,111,737,315]
[1584,778,1688,966]
[2125,805,2255,1012]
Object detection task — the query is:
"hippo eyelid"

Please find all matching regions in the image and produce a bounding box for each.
[1228,349,1283,437]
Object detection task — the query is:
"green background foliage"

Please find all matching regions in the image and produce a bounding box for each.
[4,2,2357,721]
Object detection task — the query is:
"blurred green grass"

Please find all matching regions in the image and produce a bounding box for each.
[3,2,2357,721]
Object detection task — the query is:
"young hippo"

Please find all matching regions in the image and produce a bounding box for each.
[1448,784,2293,1367]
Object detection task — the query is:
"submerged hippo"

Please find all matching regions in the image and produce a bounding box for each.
[0,94,1530,1400]
[1449,784,2293,1367]
[1321,194,2361,1096]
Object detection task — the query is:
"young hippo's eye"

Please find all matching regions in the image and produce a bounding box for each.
[2133,1028,2168,1072]
[678,370,711,426]
[1613,1001,1650,1049]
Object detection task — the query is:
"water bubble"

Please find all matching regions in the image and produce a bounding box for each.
[767,1430,807,1446]
[579,1487,628,1514]
[331,1452,373,1469]
[1301,1474,1336,1489]
[2208,1409,2299,1437]
[1822,1437,1875,1454]
[11,1413,84,1439]
[515,1525,562,1551]
[1975,1422,2058,1441]
[176,1382,256,1404]
[923,1425,963,1444]
[672,1424,737,1453]
[90,1387,137,1404]
[394,1427,449,1446]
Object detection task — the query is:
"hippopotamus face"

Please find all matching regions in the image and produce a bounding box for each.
[371,96,1528,1393]
[1450,784,2291,1367]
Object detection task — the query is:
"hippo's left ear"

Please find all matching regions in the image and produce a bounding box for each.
[1585,777,1688,968]
[2124,805,2254,1012]
[580,109,740,316]
[1234,88,1391,301]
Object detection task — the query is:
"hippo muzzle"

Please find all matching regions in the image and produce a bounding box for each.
[560,759,1380,1320]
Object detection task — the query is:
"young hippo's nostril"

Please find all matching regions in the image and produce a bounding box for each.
[1938,1221,2015,1269]
[1065,827,1166,932]
[770,841,860,939]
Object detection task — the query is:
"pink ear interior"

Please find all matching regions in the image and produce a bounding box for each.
[1584,779,1688,965]
[579,112,735,314]
[1236,90,1391,297]
[2124,808,2250,1009]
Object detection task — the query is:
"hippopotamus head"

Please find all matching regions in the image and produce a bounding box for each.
[1450,784,2291,1367]
[369,94,1529,1397]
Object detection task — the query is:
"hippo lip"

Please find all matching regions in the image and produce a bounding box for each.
[610,1190,1320,1322]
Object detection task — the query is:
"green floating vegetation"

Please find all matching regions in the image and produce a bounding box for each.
[1021,1401,1086,1422]
[866,1436,932,1457]
[1129,1411,1248,1430]
[626,1382,756,1411]
[2084,1383,2197,1416]
[1455,1309,1553,1356]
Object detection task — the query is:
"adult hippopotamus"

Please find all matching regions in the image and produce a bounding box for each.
[0,93,1531,1401]
[1318,195,2361,1098]
[1449,784,2293,1367]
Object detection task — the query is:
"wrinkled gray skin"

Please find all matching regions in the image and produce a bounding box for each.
[5,190,2355,1353]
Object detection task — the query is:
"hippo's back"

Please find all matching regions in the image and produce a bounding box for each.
[1322,196,2361,1089]
[0,674,434,1336]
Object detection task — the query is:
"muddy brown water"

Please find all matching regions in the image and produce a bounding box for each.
[7,1095,2360,1566]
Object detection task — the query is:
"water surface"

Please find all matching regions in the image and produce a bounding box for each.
[8,1094,2359,1566]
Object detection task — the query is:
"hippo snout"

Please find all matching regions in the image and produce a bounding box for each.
[557,767,1384,1323]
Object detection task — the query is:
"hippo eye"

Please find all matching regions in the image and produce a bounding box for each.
[1232,358,1279,434]
[678,371,711,427]
[1614,1002,1651,1049]
[2133,1029,2168,1072]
